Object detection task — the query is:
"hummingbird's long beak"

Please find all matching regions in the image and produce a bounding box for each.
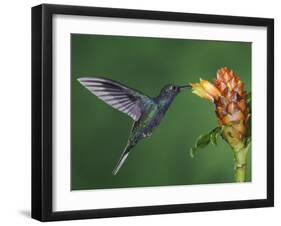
[179,84,191,91]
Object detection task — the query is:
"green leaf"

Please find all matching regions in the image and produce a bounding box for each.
[189,127,222,158]
[245,136,251,146]
[196,134,211,148]
[245,90,252,146]
[210,127,221,145]
[246,91,252,114]
[246,91,252,104]
[210,133,216,145]
[190,147,195,158]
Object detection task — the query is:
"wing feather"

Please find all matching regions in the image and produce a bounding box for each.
[78,77,152,121]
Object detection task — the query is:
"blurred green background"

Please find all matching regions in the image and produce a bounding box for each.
[71,34,251,190]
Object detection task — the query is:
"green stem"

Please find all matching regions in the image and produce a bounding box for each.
[233,147,248,182]
[222,126,250,182]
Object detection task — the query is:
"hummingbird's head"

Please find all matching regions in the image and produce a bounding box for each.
[159,84,191,97]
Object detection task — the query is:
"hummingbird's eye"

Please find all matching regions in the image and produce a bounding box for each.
[170,86,176,91]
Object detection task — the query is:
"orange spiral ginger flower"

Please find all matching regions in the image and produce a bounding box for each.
[191,67,250,182]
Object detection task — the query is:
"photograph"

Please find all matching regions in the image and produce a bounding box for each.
[71,34,252,190]
[0,0,277,225]
[31,3,273,221]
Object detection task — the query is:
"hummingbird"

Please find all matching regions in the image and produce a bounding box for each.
[78,77,190,175]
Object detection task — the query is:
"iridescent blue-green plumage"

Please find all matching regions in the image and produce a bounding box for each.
[78,77,189,175]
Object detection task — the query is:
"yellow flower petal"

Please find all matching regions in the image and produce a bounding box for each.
[199,79,221,100]
[191,83,214,102]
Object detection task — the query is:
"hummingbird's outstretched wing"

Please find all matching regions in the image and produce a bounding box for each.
[78,77,152,121]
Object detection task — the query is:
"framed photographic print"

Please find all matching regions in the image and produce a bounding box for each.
[32,4,274,221]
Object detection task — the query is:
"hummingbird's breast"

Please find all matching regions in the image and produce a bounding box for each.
[145,97,174,132]
[130,96,175,141]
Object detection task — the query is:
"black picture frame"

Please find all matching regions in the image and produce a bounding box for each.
[32,3,274,222]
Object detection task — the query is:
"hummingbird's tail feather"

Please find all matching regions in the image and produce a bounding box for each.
[112,143,134,175]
